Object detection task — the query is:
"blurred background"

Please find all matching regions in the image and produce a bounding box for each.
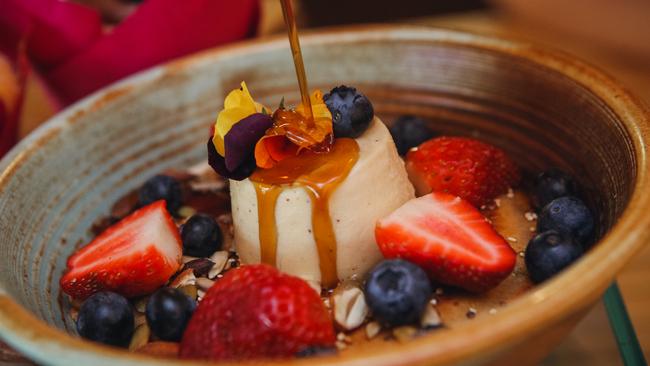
[1,0,648,364]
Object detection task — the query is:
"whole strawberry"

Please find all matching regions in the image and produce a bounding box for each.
[406,136,520,207]
[179,264,335,361]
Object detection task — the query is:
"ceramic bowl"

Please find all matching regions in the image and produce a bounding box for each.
[0,25,649,366]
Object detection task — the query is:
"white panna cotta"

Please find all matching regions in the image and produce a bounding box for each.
[230,117,414,287]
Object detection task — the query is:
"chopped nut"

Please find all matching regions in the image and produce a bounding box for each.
[331,281,368,331]
[529,226,536,232]
[420,304,442,329]
[178,284,198,300]
[518,251,525,258]
[129,324,151,351]
[429,298,438,306]
[134,297,149,313]
[524,212,538,221]
[507,236,518,243]
[70,308,79,322]
[169,269,196,288]
[178,206,196,218]
[196,277,215,291]
[182,256,199,264]
[392,326,418,343]
[208,251,229,279]
[506,188,514,198]
[335,341,348,350]
[489,308,498,315]
[184,258,215,278]
[494,198,501,208]
[365,321,381,340]
[197,289,206,300]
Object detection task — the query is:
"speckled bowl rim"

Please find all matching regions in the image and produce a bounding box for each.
[0,25,649,366]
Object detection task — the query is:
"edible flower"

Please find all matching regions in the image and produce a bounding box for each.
[254,90,333,169]
[212,82,267,156]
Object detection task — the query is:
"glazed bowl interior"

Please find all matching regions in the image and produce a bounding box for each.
[0,26,648,366]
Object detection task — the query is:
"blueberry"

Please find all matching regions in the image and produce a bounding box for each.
[181,214,223,257]
[525,230,584,283]
[295,345,338,358]
[364,259,432,327]
[76,291,134,347]
[538,196,595,245]
[389,115,436,155]
[323,85,374,138]
[138,175,182,213]
[145,287,196,341]
[534,169,578,208]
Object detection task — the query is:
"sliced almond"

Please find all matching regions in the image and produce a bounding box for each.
[196,277,215,291]
[177,206,196,218]
[331,281,368,331]
[182,256,199,264]
[184,258,215,278]
[335,341,348,350]
[134,313,147,328]
[392,326,418,343]
[420,304,442,329]
[208,251,229,279]
[365,321,381,340]
[134,297,149,313]
[169,269,196,288]
[178,284,198,301]
[129,324,151,351]
[70,308,79,322]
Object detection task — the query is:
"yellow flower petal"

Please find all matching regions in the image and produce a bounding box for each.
[213,82,263,156]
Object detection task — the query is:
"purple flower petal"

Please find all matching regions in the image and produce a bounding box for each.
[207,137,255,181]
[224,113,273,172]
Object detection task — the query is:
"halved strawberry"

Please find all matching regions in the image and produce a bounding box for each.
[375,192,516,293]
[60,200,182,300]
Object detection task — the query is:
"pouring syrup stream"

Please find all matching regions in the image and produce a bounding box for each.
[280,0,314,124]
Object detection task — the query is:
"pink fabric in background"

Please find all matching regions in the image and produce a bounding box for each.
[0,0,260,156]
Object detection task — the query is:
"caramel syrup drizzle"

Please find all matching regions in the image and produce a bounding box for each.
[250,139,360,288]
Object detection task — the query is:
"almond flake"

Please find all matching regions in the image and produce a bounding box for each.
[524,212,538,221]
[393,326,418,342]
[332,281,368,331]
[208,251,229,279]
[182,256,199,264]
[178,206,196,218]
[129,324,151,351]
[170,269,196,288]
[420,304,442,329]
[178,284,198,300]
[196,277,215,291]
[365,321,381,340]
[134,297,149,313]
